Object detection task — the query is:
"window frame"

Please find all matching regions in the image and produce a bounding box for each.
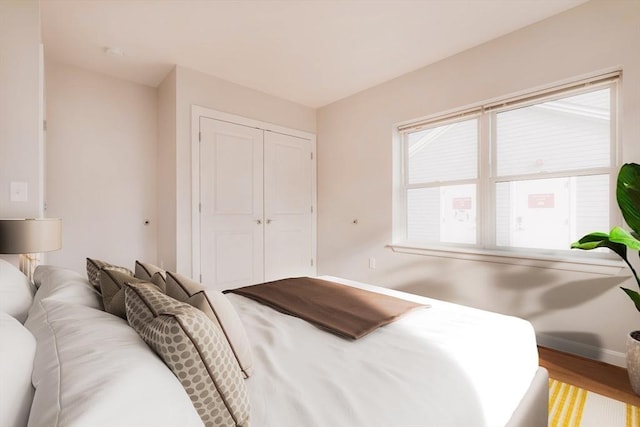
[391,73,624,274]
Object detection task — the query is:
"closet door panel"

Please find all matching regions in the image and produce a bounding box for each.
[199,118,264,289]
[264,131,313,281]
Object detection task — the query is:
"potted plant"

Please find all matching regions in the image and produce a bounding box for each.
[571,162,640,394]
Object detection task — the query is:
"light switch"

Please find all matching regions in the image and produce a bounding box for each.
[10,182,28,202]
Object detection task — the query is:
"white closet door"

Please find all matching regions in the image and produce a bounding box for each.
[199,118,264,288]
[264,131,313,281]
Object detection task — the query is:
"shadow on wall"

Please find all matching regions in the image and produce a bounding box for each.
[382,256,466,303]
[385,256,556,307]
[380,255,629,321]
[492,265,629,319]
[536,276,628,314]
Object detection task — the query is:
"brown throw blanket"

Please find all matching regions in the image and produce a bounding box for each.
[224,277,427,339]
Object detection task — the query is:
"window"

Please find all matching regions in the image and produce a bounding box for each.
[395,74,619,261]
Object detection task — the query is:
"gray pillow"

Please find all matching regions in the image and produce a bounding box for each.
[98,269,164,319]
[134,260,166,285]
[86,258,132,291]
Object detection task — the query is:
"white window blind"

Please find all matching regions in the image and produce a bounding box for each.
[495,89,611,177]
[405,118,478,246]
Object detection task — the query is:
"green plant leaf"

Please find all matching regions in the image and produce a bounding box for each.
[617,163,640,236]
[622,287,640,313]
[571,232,611,250]
[571,230,628,260]
[609,226,640,251]
[571,231,610,245]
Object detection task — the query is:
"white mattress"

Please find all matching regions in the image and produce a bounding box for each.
[227,276,539,427]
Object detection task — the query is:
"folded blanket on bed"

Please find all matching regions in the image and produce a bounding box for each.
[224,277,427,339]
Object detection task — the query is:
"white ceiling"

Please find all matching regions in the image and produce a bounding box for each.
[40,0,589,108]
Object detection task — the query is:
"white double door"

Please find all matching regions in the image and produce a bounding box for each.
[199,117,314,289]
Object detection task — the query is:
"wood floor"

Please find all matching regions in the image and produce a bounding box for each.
[539,346,640,407]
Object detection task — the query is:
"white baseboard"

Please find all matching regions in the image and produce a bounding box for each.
[536,332,626,368]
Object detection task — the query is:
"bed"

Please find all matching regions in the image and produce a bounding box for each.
[0,260,548,427]
[236,276,547,427]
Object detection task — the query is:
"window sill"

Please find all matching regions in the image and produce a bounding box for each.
[387,243,626,275]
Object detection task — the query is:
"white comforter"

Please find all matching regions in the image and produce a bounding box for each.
[230,276,539,427]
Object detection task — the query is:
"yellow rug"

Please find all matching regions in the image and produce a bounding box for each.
[549,379,640,427]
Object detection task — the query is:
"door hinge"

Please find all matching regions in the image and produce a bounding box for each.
[43,120,47,131]
[199,203,202,213]
[310,205,313,213]
[199,274,202,282]
[311,258,314,267]
[311,152,313,160]
[199,131,201,142]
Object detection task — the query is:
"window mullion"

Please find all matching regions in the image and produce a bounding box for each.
[477,112,495,248]
[401,135,409,241]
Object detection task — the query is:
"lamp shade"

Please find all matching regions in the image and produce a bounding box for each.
[0,218,62,254]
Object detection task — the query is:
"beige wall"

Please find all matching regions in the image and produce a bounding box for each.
[156,66,316,274]
[157,68,177,271]
[317,0,640,365]
[0,0,42,267]
[0,0,42,219]
[43,61,316,276]
[45,61,158,273]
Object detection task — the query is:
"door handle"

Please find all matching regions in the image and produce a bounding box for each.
[266,219,273,224]
[256,219,262,225]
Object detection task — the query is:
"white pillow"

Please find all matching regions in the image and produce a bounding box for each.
[0,259,36,323]
[26,298,203,427]
[0,312,36,427]
[26,266,102,328]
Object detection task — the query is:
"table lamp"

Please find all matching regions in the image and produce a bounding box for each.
[0,218,62,280]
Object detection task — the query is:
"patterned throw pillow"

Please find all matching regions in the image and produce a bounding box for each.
[98,269,164,319]
[86,258,132,291]
[165,271,254,378]
[134,260,166,286]
[124,282,250,427]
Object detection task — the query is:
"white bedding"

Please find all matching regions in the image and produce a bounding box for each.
[229,276,539,427]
